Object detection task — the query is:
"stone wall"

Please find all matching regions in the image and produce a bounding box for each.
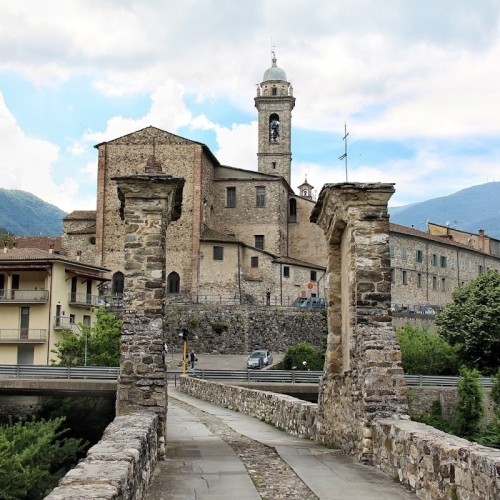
[372,419,500,500]
[45,413,158,500]
[164,304,327,354]
[180,376,317,439]
[180,377,500,500]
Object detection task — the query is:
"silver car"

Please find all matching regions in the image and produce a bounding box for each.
[246,350,273,369]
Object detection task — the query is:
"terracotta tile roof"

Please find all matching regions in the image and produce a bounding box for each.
[201,228,240,243]
[273,256,325,270]
[389,223,492,255]
[12,236,61,253]
[0,247,108,272]
[63,210,96,221]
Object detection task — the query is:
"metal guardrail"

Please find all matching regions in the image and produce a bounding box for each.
[404,374,494,388]
[190,369,322,384]
[0,366,495,388]
[0,365,119,380]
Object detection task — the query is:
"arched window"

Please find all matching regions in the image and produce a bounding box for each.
[269,113,280,142]
[167,272,180,294]
[288,198,297,222]
[112,271,124,295]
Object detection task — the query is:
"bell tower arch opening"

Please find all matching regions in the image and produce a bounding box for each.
[255,52,295,185]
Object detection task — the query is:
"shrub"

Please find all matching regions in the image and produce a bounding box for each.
[282,342,324,371]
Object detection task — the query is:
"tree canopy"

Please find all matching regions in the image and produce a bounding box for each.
[51,307,122,366]
[0,417,85,500]
[396,324,459,375]
[436,269,500,375]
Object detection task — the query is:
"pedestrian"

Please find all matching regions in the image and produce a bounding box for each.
[190,351,197,370]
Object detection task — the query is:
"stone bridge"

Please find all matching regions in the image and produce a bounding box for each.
[46,180,499,499]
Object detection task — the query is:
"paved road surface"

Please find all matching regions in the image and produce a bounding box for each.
[147,388,415,499]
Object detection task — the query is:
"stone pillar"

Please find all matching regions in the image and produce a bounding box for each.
[311,183,408,464]
[112,174,184,450]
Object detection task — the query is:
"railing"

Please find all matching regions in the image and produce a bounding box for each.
[164,293,318,307]
[405,374,494,388]
[0,329,47,343]
[0,365,119,379]
[53,317,80,331]
[391,303,443,315]
[190,369,322,383]
[0,289,49,303]
[0,366,494,388]
[68,292,102,307]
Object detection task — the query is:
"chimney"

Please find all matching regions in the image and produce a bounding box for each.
[49,244,54,254]
[76,250,82,262]
[3,242,7,253]
[479,229,485,238]
[13,241,18,249]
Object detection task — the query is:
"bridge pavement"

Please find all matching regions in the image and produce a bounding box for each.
[147,388,415,500]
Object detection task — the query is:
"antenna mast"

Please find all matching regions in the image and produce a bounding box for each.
[338,123,349,182]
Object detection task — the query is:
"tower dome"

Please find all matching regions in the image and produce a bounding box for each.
[263,52,287,82]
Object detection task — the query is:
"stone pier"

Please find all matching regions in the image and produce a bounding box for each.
[311,183,408,463]
[113,171,184,447]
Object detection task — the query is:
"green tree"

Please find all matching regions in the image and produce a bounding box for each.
[52,307,122,366]
[453,366,485,440]
[282,342,324,371]
[0,417,85,500]
[436,269,500,375]
[396,324,459,375]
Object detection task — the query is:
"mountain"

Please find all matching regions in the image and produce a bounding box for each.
[0,189,67,236]
[389,182,500,239]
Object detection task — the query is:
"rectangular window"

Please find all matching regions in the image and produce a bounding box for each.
[389,245,395,258]
[254,235,264,250]
[256,186,266,207]
[431,254,438,266]
[390,268,395,283]
[213,246,224,261]
[432,276,437,290]
[440,256,447,268]
[69,314,75,325]
[310,270,317,282]
[283,266,290,278]
[251,256,259,268]
[83,315,91,326]
[402,270,408,285]
[416,249,423,263]
[441,278,446,291]
[478,265,484,275]
[417,273,422,288]
[401,246,408,260]
[226,187,236,208]
[20,306,29,339]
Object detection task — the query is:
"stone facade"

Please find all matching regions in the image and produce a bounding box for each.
[45,413,159,500]
[311,183,409,462]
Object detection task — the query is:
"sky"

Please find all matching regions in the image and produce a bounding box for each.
[1,0,500,214]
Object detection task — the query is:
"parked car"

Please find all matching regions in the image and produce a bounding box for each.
[298,297,325,309]
[246,350,273,369]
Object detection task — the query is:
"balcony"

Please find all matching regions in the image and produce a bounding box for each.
[53,317,80,332]
[68,292,102,308]
[0,289,49,304]
[0,329,47,343]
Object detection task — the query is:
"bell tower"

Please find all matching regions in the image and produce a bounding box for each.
[255,52,295,185]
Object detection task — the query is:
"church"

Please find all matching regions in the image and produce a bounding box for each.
[62,54,328,307]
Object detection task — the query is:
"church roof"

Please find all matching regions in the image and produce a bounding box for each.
[263,53,287,82]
